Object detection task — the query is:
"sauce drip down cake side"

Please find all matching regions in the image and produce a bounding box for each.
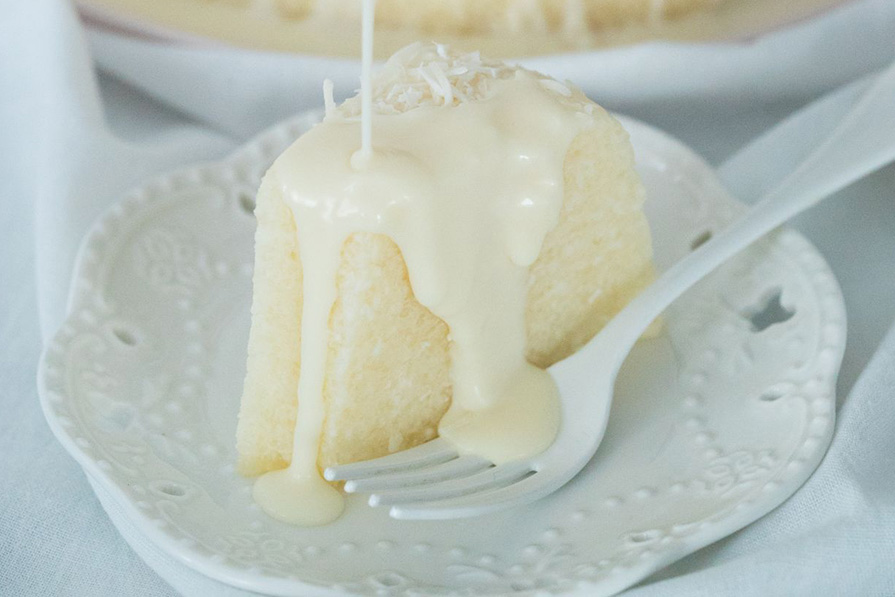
[236,43,656,524]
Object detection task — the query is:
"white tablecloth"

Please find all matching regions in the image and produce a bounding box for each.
[2,0,894,595]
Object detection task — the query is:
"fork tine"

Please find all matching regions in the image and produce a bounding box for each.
[344,455,491,493]
[389,470,548,520]
[323,438,457,482]
[368,462,532,507]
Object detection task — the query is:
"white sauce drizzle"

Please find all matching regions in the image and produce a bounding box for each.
[359,0,375,163]
[649,0,668,24]
[253,5,596,527]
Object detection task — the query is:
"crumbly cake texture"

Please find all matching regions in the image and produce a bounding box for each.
[236,43,656,477]
[270,0,722,34]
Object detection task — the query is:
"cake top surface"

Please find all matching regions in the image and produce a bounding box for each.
[332,42,595,117]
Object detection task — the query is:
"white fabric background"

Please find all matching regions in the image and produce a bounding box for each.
[1,0,894,594]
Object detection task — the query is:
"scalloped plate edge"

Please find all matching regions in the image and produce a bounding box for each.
[37,110,847,597]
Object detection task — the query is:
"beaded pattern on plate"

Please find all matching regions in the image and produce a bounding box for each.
[38,112,846,597]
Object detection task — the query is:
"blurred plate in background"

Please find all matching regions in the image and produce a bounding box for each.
[78,0,851,58]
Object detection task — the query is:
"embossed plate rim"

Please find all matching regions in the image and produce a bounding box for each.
[38,110,846,597]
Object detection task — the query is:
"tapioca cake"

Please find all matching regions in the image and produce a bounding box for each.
[236,43,656,477]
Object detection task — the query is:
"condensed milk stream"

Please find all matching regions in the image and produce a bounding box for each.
[253,0,597,526]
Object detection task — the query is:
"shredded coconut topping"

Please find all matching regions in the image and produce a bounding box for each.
[334,42,591,118]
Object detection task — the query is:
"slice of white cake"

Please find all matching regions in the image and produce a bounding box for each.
[237,43,656,478]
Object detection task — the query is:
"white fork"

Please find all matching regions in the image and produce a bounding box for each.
[325,60,895,520]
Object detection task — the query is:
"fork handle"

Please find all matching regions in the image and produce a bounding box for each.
[592,60,895,373]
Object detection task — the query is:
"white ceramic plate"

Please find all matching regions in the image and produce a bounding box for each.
[76,0,852,58]
[38,111,845,597]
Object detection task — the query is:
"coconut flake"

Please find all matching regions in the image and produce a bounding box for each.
[539,78,573,97]
[322,79,336,118]
[337,42,593,117]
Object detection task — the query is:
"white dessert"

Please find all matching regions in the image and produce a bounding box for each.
[237,42,656,525]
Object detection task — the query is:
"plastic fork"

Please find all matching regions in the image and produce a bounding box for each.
[325,59,895,520]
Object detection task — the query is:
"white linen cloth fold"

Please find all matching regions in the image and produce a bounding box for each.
[2,0,894,594]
